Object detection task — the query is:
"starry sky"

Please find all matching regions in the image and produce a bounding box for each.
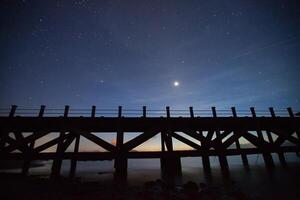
[1,0,300,111]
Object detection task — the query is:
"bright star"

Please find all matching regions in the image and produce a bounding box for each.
[173,81,179,87]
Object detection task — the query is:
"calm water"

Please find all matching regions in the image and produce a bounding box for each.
[2,153,300,199]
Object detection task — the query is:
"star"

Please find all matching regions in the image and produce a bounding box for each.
[173,81,180,87]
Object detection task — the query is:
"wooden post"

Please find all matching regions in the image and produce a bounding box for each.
[287,107,300,156]
[250,107,274,168]
[231,107,249,167]
[212,107,229,173]
[91,105,96,117]
[9,105,17,117]
[51,105,69,178]
[269,107,286,166]
[143,106,146,117]
[166,106,170,118]
[22,105,45,176]
[118,106,122,118]
[189,107,194,118]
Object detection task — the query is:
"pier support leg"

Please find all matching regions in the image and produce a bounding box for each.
[218,152,229,173]
[278,150,287,167]
[235,136,249,168]
[114,155,128,180]
[51,132,65,179]
[262,152,274,168]
[161,156,182,178]
[202,154,211,172]
[114,128,127,180]
[69,135,80,178]
[241,153,249,167]
[22,141,35,176]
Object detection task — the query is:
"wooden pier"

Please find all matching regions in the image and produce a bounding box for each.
[0,105,299,178]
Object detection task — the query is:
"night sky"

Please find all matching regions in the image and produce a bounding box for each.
[1,0,300,111]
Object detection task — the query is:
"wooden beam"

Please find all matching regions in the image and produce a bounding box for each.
[61,134,75,152]
[123,131,159,152]
[171,132,202,150]
[34,133,71,153]
[81,132,116,152]
[273,130,299,146]
[4,136,29,153]
[242,131,271,148]
[2,131,50,153]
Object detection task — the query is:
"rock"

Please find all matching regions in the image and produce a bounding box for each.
[183,181,199,195]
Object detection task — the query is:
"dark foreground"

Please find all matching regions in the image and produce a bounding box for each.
[0,173,249,200]
[1,164,300,200]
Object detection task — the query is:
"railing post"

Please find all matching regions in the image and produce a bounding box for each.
[64,105,69,117]
[118,106,122,118]
[51,105,69,179]
[212,107,229,173]
[38,105,45,117]
[231,107,249,168]
[250,107,274,168]
[212,107,217,117]
[143,106,146,118]
[166,106,170,118]
[189,107,194,118]
[91,105,96,117]
[9,105,17,117]
[269,107,276,117]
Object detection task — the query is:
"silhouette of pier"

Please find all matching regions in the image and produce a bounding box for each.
[0,105,299,179]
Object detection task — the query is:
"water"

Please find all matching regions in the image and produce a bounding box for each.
[2,153,300,199]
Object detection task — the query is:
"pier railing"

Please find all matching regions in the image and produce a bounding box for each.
[0,105,298,117]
